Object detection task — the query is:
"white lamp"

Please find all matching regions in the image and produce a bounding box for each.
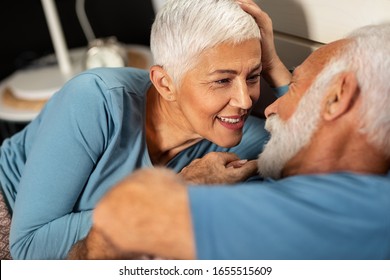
[6,0,80,100]
[151,0,167,14]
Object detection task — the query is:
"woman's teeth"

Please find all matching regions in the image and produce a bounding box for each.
[218,116,241,124]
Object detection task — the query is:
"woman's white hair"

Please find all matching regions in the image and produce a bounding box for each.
[150,0,261,85]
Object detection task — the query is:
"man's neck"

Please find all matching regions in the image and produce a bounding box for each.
[282,127,390,177]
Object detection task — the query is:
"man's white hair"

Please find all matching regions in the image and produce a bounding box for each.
[150,0,261,85]
[321,23,390,157]
[345,23,390,157]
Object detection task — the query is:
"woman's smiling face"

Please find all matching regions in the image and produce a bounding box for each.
[174,38,262,148]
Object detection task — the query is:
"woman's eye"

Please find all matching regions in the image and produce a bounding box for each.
[247,74,261,83]
[215,78,231,85]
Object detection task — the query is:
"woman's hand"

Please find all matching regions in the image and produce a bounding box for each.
[237,0,291,87]
[179,152,258,184]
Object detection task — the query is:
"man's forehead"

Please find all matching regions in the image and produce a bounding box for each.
[296,39,350,77]
[309,39,349,65]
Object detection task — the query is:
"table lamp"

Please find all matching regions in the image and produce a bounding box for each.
[6,0,80,101]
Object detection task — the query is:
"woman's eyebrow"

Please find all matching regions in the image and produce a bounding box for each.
[208,63,263,76]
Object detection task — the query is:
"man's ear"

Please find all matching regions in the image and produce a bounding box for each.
[323,72,359,121]
[150,65,176,101]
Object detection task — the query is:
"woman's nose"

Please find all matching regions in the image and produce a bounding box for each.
[230,84,253,110]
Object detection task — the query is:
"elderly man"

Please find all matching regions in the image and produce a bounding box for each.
[69,22,390,260]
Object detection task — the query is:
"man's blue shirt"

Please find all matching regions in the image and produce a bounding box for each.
[189,172,390,259]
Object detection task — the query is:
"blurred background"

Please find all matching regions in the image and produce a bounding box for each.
[0,0,156,142]
[0,0,155,81]
[1,0,389,143]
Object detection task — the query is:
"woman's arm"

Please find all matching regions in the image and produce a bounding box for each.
[10,74,110,259]
[237,0,292,87]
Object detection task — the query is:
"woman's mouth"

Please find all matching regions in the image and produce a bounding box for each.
[219,116,241,124]
[217,115,246,130]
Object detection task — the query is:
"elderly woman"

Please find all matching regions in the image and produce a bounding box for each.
[0,0,290,259]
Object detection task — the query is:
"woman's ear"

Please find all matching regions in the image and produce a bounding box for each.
[323,72,359,121]
[150,65,176,101]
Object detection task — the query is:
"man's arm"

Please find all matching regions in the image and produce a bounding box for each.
[68,226,155,259]
[69,168,195,260]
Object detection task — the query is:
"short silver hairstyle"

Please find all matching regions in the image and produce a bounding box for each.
[150,0,261,85]
[346,23,390,158]
[318,23,390,157]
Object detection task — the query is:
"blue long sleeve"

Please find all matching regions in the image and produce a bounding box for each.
[10,73,112,259]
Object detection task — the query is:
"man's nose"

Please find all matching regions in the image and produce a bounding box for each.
[264,99,279,118]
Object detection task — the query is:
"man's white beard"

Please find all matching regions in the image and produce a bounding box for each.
[257,86,325,179]
[257,60,346,179]
[257,114,314,179]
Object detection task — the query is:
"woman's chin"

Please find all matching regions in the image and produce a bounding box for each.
[214,137,242,148]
